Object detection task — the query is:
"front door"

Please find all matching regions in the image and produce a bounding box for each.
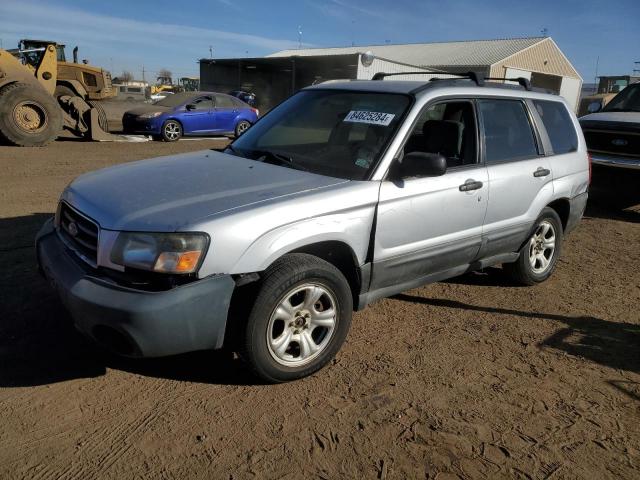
[180,95,214,133]
[371,100,488,292]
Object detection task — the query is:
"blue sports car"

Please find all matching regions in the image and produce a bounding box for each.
[122,92,259,141]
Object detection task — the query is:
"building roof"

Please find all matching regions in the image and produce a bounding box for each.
[268,37,546,68]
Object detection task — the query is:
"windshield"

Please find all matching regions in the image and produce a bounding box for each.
[603,84,640,112]
[154,93,198,108]
[229,89,411,180]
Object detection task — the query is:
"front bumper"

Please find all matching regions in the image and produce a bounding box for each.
[35,219,235,357]
[590,152,640,170]
[122,115,161,135]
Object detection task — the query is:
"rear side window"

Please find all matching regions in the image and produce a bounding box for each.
[478,99,539,163]
[533,100,578,155]
[216,95,236,108]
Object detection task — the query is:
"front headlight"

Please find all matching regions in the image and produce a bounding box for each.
[138,112,163,119]
[110,232,209,274]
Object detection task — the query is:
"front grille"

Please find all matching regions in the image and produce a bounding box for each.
[583,130,640,157]
[58,202,99,266]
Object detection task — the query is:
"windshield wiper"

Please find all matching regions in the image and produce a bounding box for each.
[251,149,310,172]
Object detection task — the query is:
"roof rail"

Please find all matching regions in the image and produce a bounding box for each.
[486,76,532,91]
[372,70,533,91]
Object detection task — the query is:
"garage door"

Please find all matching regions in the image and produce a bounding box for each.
[559,77,581,112]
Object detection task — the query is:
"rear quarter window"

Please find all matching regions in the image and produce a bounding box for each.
[533,100,578,155]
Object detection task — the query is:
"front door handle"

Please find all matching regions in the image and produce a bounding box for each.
[533,167,551,177]
[459,179,483,192]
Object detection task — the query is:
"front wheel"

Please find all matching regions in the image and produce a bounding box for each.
[161,119,182,141]
[235,120,251,137]
[504,207,563,285]
[242,253,353,383]
[0,82,62,147]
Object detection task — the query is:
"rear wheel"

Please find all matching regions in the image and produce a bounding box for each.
[242,253,353,383]
[161,119,182,141]
[235,120,251,137]
[0,82,62,147]
[505,207,563,285]
[54,85,76,100]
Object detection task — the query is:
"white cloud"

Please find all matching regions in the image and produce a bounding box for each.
[0,0,306,62]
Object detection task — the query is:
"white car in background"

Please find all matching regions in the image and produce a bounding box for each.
[150,91,174,103]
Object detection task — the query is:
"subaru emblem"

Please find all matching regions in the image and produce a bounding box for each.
[68,221,79,237]
[611,138,628,146]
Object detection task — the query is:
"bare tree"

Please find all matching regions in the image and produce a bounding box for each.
[157,69,172,84]
[119,70,133,84]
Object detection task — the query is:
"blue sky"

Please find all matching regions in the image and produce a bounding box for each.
[1,0,638,83]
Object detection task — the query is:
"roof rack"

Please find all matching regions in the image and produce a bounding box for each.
[372,70,533,91]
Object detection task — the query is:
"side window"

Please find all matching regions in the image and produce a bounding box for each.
[191,96,213,111]
[216,95,236,108]
[533,100,578,155]
[478,99,539,163]
[404,101,478,169]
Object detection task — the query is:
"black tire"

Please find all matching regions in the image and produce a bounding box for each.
[235,120,251,137]
[0,82,62,147]
[87,100,110,132]
[504,207,563,285]
[242,253,353,383]
[54,84,76,100]
[161,119,182,142]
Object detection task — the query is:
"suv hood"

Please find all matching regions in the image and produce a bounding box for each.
[580,111,640,123]
[62,150,348,231]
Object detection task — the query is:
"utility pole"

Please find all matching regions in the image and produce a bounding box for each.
[594,56,599,94]
[209,45,213,59]
[142,65,146,85]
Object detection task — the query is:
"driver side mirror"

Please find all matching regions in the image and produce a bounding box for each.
[587,101,602,114]
[185,104,196,111]
[400,152,447,178]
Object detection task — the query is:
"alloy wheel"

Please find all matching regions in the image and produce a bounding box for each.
[164,121,181,140]
[266,283,337,367]
[528,220,556,274]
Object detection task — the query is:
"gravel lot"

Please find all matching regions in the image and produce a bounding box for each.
[0,140,638,479]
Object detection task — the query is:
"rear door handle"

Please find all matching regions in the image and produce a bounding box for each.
[533,167,551,177]
[459,179,483,192]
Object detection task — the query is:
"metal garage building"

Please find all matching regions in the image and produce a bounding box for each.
[200,36,582,111]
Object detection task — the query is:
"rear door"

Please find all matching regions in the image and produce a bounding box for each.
[371,99,488,292]
[180,95,214,133]
[478,98,553,258]
[214,94,239,132]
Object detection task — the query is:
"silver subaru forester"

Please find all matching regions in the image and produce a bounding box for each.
[37,75,590,382]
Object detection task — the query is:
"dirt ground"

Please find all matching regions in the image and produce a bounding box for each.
[0,140,638,479]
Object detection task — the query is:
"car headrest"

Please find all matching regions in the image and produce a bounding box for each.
[422,120,463,158]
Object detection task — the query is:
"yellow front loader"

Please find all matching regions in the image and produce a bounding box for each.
[0,40,115,146]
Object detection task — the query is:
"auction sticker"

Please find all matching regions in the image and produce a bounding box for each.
[344,110,395,126]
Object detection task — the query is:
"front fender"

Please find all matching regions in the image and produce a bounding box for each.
[230,207,375,274]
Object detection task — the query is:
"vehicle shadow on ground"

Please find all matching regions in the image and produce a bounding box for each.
[442,267,521,288]
[392,294,640,375]
[0,213,257,388]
